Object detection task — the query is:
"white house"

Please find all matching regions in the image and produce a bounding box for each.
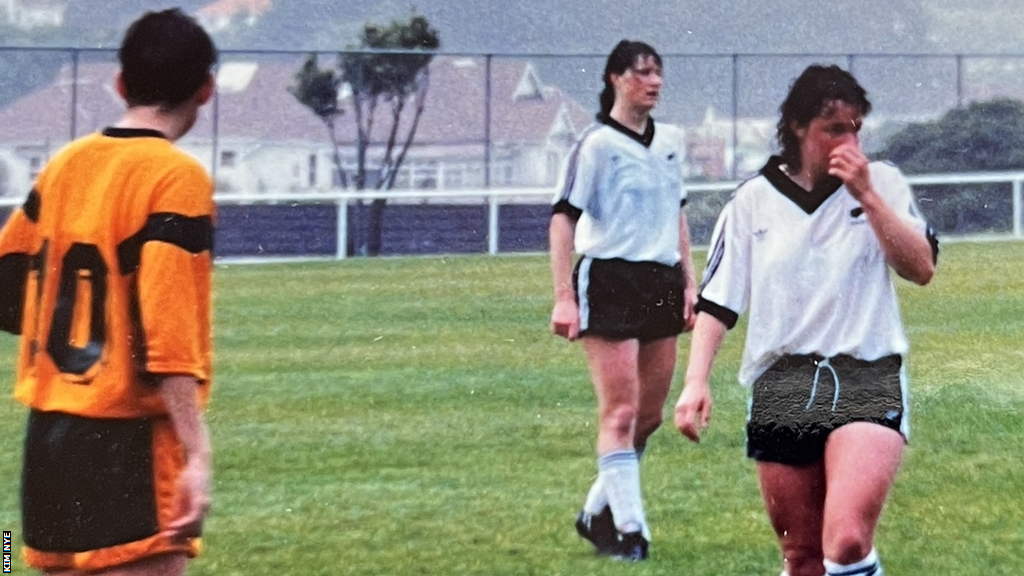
[0,55,595,198]
[196,0,270,33]
[1,0,65,29]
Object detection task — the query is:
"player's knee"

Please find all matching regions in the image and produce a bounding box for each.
[601,403,638,439]
[823,527,872,565]
[634,411,663,442]
[781,540,824,576]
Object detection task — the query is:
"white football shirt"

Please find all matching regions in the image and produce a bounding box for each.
[699,156,936,386]
[553,117,687,266]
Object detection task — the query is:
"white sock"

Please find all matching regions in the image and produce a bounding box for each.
[582,475,607,515]
[598,449,647,537]
[583,445,645,515]
[825,548,882,576]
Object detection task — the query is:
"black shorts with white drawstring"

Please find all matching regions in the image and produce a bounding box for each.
[746,353,908,466]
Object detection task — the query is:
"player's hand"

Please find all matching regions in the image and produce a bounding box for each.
[828,142,873,201]
[550,299,580,341]
[163,455,212,543]
[675,380,712,443]
[682,284,698,333]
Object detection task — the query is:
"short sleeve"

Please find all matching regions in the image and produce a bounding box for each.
[875,162,939,263]
[695,195,751,329]
[137,159,214,380]
[552,134,600,213]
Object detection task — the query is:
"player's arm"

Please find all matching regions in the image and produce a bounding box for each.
[674,312,727,443]
[549,209,579,340]
[829,145,934,285]
[0,188,43,334]
[856,188,935,285]
[678,210,697,332]
[159,374,211,541]
[550,135,596,342]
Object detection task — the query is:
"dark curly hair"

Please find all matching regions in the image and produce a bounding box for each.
[776,65,871,173]
[597,40,662,120]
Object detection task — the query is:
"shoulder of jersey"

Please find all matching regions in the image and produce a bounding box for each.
[730,169,769,203]
[868,159,906,184]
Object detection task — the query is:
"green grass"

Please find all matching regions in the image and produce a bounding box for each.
[1,241,1023,575]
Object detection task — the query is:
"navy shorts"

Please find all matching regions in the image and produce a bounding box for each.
[746,354,907,466]
[573,256,685,342]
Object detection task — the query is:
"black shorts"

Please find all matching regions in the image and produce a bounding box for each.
[573,256,684,342]
[746,354,907,466]
[21,409,199,571]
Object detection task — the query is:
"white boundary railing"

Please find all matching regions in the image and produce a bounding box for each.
[1,171,1022,259]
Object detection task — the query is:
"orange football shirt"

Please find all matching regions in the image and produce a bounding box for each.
[0,128,213,418]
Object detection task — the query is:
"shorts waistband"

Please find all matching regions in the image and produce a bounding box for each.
[769,353,901,372]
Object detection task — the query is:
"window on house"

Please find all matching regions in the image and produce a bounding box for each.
[29,156,42,180]
[443,165,465,189]
[220,150,236,168]
[308,154,317,187]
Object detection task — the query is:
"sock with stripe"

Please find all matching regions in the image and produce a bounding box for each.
[825,548,883,576]
[598,449,647,537]
[582,445,646,515]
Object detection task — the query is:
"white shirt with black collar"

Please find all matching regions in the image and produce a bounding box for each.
[698,156,937,386]
[553,116,687,267]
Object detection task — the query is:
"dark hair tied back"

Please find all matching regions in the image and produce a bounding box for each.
[598,39,662,120]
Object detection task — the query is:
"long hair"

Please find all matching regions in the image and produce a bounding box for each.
[776,64,871,173]
[118,8,218,108]
[597,40,662,120]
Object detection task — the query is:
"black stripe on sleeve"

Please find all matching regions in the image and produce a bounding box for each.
[0,253,29,334]
[694,296,738,330]
[117,213,214,275]
[926,226,939,264]
[552,199,583,221]
[23,189,40,223]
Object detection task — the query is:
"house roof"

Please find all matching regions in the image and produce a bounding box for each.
[0,55,594,150]
[197,0,271,18]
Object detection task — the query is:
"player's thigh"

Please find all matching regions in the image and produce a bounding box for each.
[636,336,676,414]
[582,336,641,411]
[757,460,827,561]
[822,422,904,541]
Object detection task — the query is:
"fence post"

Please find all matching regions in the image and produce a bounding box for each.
[336,198,348,260]
[1014,177,1022,239]
[69,50,80,140]
[488,193,499,255]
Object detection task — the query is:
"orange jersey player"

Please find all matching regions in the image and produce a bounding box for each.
[0,9,217,576]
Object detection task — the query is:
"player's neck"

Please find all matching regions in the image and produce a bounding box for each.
[786,164,827,192]
[115,105,196,142]
[609,104,650,135]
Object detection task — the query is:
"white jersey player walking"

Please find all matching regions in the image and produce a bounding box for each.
[549,40,697,561]
[674,65,937,576]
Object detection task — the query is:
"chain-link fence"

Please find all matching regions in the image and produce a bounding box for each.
[2,48,1023,257]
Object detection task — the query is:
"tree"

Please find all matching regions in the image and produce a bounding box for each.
[290,13,440,256]
[877,98,1024,234]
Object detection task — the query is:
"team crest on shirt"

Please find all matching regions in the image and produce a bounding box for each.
[753,228,767,240]
[848,206,867,224]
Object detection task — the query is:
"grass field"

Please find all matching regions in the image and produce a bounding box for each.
[0,241,1022,575]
